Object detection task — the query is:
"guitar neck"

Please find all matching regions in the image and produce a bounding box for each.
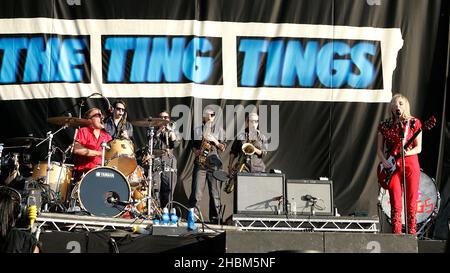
[393,127,422,161]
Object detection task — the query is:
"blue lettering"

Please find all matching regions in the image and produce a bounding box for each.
[147,37,185,82]
[56,38,87,82]
[264,40,285,86]
[238,37,378,88]
[348,42,376,88]
[281,40,319,87]
[104,36,218,84]
[0,38,28,83]
[23,37,60,82]
[239,39,269,86]
[130,37,151,82]
[105,37,136,82]
[182,37,213,83]
[317,41,351,88]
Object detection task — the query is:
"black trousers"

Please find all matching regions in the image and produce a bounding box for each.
[152,155,177,209]
[188,164,221,222]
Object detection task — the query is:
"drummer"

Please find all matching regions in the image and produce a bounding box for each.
[72,107,112,182]
[104,99,134,140]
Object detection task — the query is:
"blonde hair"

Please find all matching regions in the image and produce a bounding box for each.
[390,94,411,119]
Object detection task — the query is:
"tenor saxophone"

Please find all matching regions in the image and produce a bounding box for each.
[197,137,212,168]
[224,142,254,193]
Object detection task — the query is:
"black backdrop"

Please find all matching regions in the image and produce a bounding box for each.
[0,0,449,237]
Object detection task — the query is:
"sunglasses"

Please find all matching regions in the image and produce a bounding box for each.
[90,113,103,119]
[115,107,125,112]
[160,116,170,119]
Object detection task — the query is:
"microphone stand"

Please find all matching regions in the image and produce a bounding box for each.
[399,123,408,234]
[101,141,107,167]
[146,122,155,217]
[58,97,86,116]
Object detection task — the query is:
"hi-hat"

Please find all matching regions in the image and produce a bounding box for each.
[47,116,92,127]
[131,118,169,127]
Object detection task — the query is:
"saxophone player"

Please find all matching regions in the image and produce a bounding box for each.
[104,99,134,140]
[228,112,267,176]
[188,107,226,224]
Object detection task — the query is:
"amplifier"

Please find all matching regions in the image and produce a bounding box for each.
[286,179,334,216]
[234,173,285,214]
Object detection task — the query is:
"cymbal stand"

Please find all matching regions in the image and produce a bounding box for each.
[36,125,68,185]
[146,125,155,217]
[35,125,67,210]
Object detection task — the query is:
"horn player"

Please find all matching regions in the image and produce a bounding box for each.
[228,112,268,176]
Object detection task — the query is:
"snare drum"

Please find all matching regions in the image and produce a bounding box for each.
[105,139,137,176]
[78,167,131,217]
[380,171,440,225]
[32,161,72,202]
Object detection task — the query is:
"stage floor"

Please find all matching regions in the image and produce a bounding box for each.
[32,212,447,253]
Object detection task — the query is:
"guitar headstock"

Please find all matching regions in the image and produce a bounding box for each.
[423,116,436,131]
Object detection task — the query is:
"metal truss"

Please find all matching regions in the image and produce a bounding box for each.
[232,214,379,233]
[34,213,236,234]
[35,212,152,232]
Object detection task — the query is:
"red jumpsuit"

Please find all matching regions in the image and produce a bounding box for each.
[378,117,421,234]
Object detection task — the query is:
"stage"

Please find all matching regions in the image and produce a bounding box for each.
[33,212,447,253]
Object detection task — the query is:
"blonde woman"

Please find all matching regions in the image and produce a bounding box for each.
[377,94,422,234]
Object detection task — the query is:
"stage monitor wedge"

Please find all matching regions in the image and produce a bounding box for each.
[234,173,285,215]
[286,179,334,216]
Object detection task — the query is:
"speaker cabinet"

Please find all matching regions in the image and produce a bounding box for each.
[234,173,285,214]
[286,179,334,216]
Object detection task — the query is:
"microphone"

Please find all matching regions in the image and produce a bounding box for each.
[101,141,111,150]
[301,194,318,201]
[79,97,86,107]
[273,195,283,201]
[106,196,130,206]
[395,109,401,117]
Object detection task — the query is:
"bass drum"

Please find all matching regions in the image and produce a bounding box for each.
[78,167,130,217]
[380,171,440,225]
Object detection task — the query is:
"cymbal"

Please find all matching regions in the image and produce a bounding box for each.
[47,116,92,127]
[4,136,44,146]
[131,118,169,127]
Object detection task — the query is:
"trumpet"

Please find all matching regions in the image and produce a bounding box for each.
[166,121,176,131]
[241,142,256,155]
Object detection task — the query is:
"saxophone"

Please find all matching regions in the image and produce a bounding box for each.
[197,122,213,168]
[224,141,255,194]
[118,111,127,139]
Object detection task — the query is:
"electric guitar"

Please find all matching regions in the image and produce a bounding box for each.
[377,116,436,189]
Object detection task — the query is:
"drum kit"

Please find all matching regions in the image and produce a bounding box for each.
[0,115,173,219]
[379,170,441,237]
